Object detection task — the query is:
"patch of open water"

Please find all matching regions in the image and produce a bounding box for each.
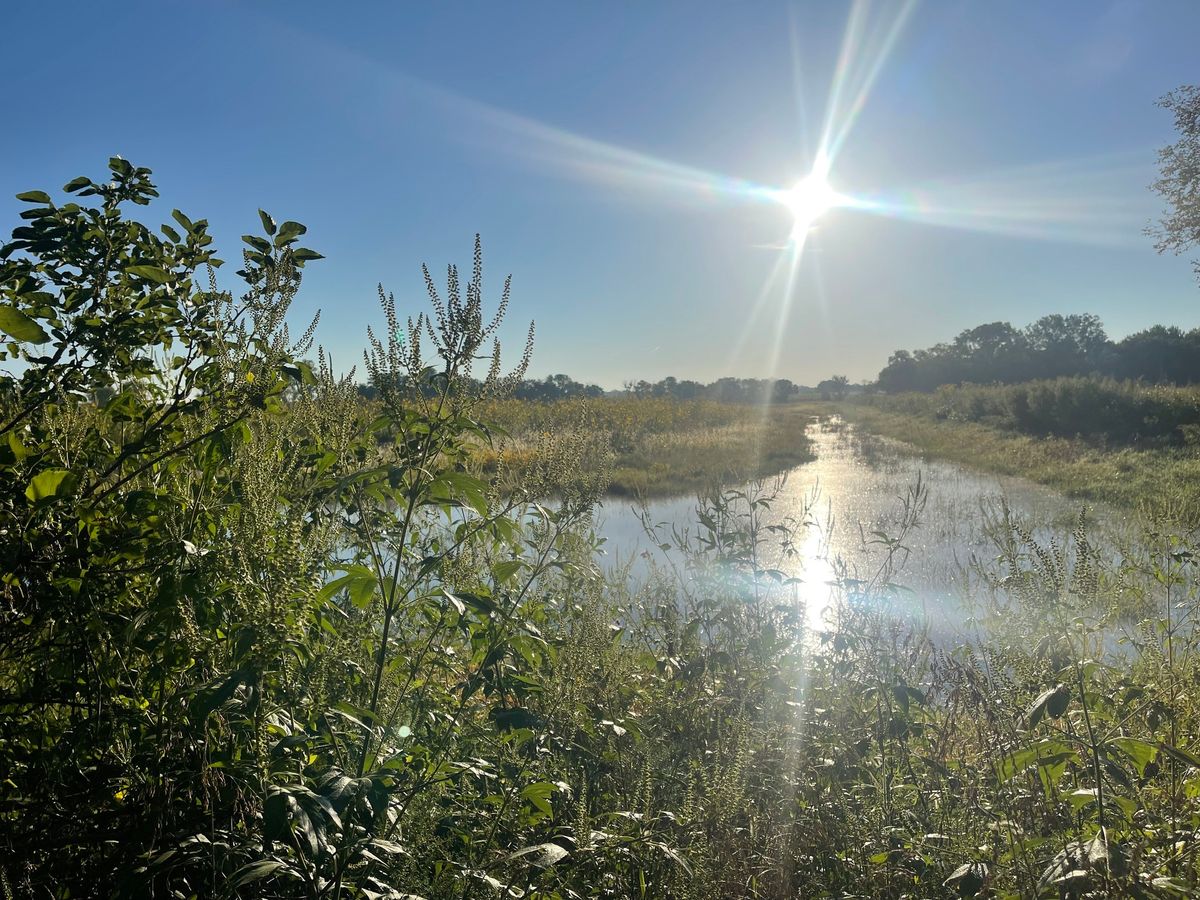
[592,416,1139,635]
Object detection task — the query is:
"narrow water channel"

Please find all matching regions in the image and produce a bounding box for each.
[593,416,1137,632]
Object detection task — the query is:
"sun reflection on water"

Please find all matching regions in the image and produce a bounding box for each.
[595,416,1133,641]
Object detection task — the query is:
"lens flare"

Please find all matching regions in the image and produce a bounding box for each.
[777,173,843,236]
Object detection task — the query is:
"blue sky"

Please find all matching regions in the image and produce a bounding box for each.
[3,1,1198,387]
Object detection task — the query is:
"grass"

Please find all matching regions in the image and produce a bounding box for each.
[838,400,1200,523]
[474,396,815,497]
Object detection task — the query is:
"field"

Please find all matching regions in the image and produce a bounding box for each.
[473,396,815,497]
[839,379,1200,523]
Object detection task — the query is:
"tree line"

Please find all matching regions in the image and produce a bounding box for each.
[876,314,1200,392]
[358,372,820,403]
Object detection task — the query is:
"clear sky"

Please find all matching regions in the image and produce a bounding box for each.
[3,1,1198,387]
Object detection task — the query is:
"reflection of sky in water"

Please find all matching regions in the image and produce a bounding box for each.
[594,416,1137,635]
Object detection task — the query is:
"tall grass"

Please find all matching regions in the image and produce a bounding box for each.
[474,397,815,497]
[843,379,1200,523]
[872,377,1200,446]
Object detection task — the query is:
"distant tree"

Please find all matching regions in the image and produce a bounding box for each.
[953,322,1029,382]
[1151,85,1200,283]
[771,378,798,402]
[1114,326,1200,384]
[817,375,849,400]
[878,349,919,392]
[654,376,678,398]
[1020,314,1109,378]
[511,373,604,401]
[708,377,745,403]
[876,314,1123,392]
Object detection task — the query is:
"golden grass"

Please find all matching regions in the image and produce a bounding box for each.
[474,397,814,498]
[839,402,1200,523]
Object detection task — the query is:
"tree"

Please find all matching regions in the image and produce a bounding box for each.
[817,375,850,399]
[1151,85,1200,282]
[878,349,918,392]
[772,378,798,402]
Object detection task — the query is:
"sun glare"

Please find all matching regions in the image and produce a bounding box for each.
[778,172,841,235]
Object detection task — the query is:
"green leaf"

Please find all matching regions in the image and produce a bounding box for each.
[15,190,51,204]
[520,782,556,817]
[229,859,291,888]
[263,789,289,846]
[258,209,277,235]
[172,209,195,233]
[63,176,92,192]
[1067,788,1099,811]
[125,265,172,284]
[504,842,569,868]
[192,671,245,718]
[490,707,541,732]
[443,589,467,617]
[943,862,987,896]
[8,431,29,461]
[291,248,324,262]
[434,471,489,516]
[275,221,307,247]
[26,469,77,502]
[492,559,524,585]
[0,306,49,344]
[282,361,317,386]
[329,701,380,733]
[997,739,1078,782]
[242,234,272,253]
[1159,741,1200,769]
[322,565,377,610]
[1025,684,1069,728]
[1109,737,1157,777]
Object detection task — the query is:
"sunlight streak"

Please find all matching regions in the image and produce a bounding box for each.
[728,249,793,371]
[817,0,919,166]
[274,3,1148,257]
[851,152,1154,247]
[767,236,806,377]
[390,76,780,208]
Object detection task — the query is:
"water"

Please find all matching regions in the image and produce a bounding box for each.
[592,415,1137,633]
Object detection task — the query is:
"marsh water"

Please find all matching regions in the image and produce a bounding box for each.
[593,415,1138,635]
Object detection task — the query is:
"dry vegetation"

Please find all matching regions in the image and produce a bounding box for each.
[841,380,1200,523]
[473,396,815,497]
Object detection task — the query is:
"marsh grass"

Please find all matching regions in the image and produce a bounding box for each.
[839,401,1200,524]
[474,397,815,497]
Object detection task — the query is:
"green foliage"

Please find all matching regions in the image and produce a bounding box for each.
[5,160,1200,899]
[1151,84,1200,283]
[875,313,1200,392]
[869,377,1200,446]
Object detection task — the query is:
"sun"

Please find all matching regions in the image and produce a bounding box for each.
[778,172,842,235]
